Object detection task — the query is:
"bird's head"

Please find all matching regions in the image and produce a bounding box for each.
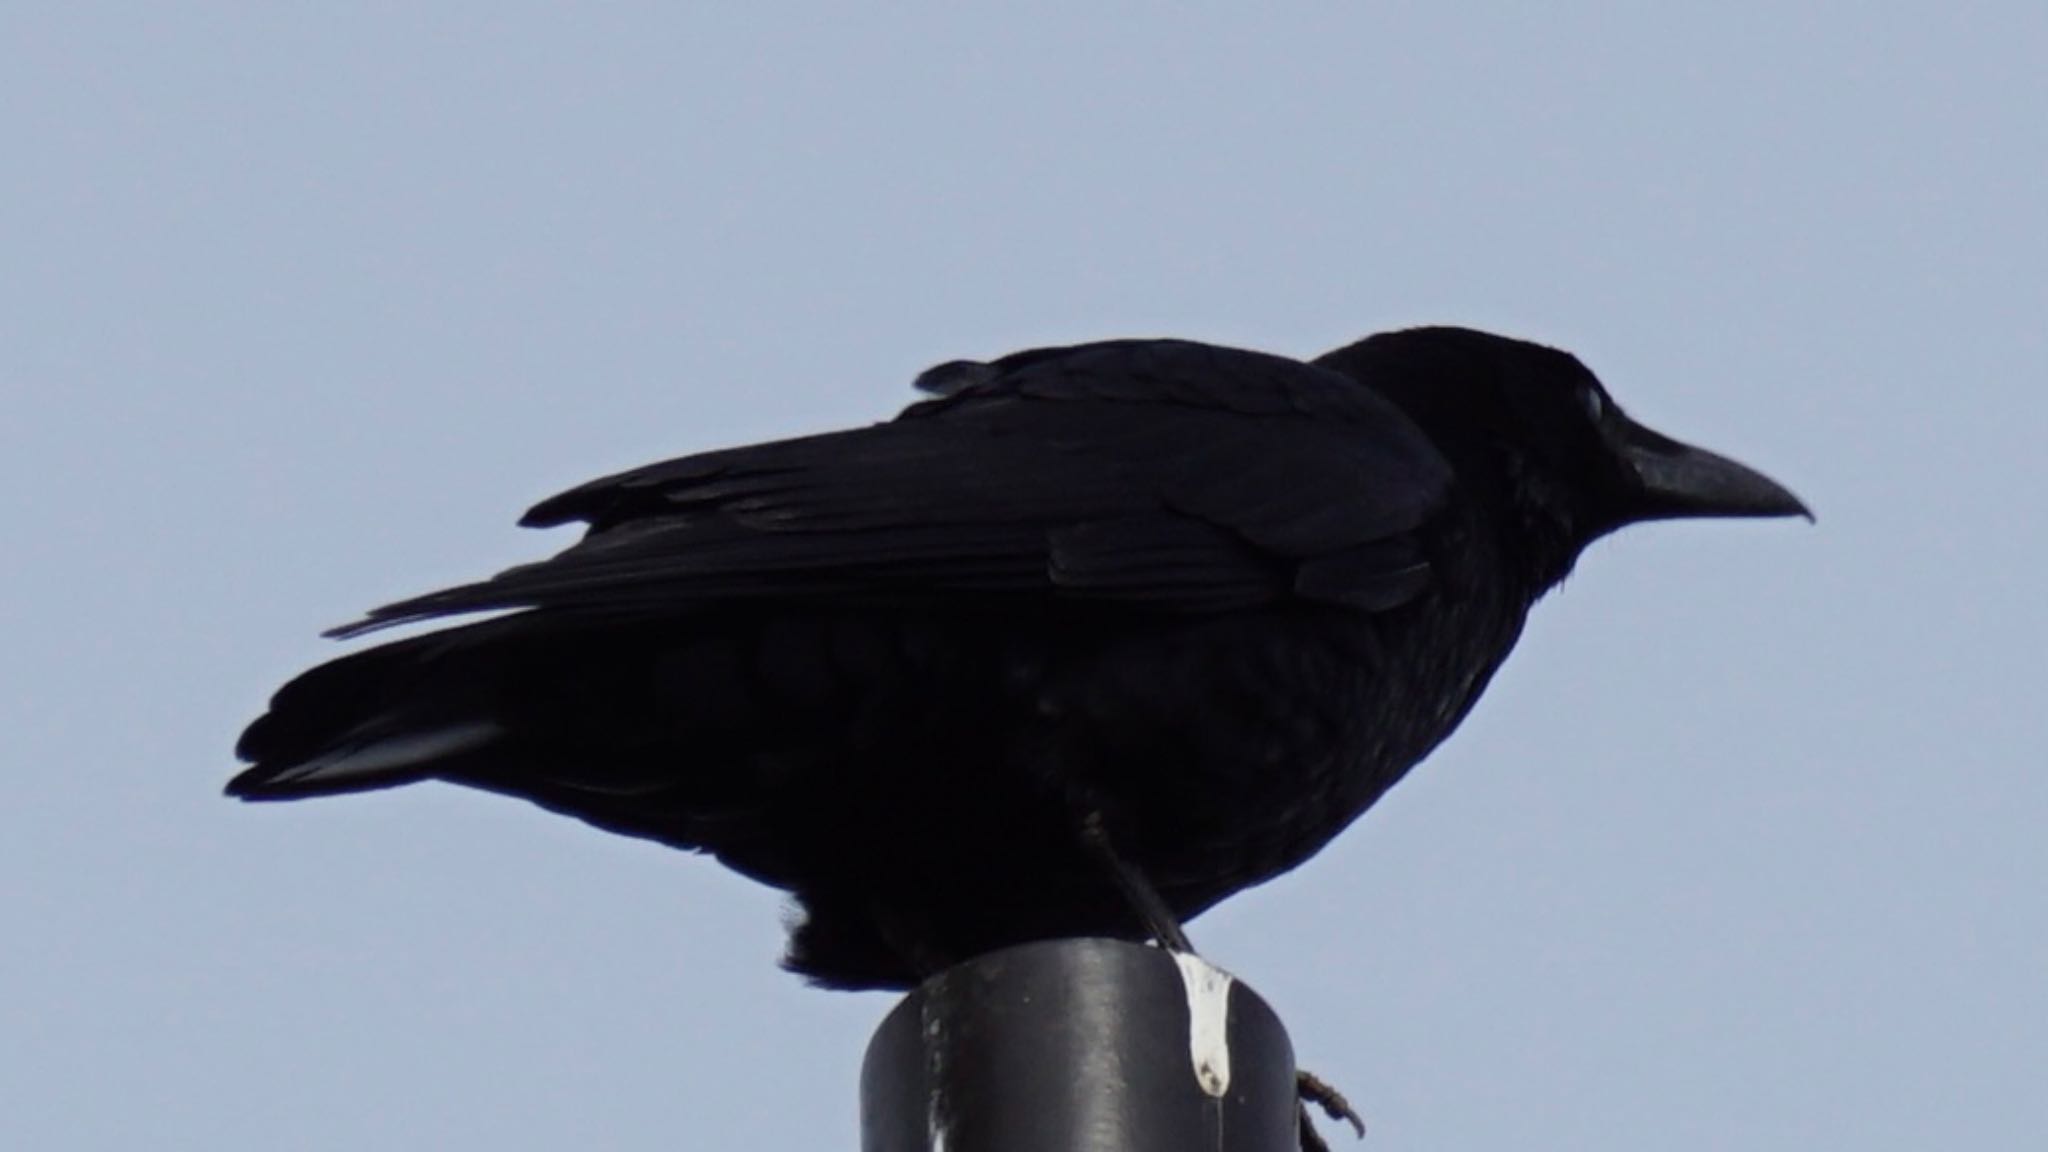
[1317,327,1810,578]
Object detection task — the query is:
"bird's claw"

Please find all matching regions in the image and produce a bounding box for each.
[1296,1068,1365,1150]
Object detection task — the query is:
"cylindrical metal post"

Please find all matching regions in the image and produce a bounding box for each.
[861,938,1299,1152]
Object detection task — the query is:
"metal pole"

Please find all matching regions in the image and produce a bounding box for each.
[861,938,1299,1152]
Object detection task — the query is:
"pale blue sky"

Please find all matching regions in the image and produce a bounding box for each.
[3,5,2042,1149]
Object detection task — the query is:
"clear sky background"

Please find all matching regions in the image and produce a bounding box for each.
[3,5,2042,1150]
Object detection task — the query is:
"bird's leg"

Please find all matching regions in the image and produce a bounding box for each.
[1076,809,1193,952]
[1072,812,1366,1148]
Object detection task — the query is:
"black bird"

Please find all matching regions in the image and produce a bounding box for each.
[231,327,1807,991]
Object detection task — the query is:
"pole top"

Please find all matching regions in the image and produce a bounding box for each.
[861,938,1299,1152]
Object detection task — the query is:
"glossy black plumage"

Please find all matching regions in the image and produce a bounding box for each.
[231,327,1807,989]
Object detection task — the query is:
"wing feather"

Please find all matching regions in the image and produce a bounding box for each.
[329,341,1455,638]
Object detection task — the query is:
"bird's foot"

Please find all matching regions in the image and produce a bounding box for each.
[1077,807,1357,1149]
[1296,1069,1366,1151]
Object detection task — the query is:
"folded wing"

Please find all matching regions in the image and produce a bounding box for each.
[328,340,1456,638]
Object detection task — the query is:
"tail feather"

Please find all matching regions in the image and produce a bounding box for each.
[227,721,502,799]
[231,626,498,800]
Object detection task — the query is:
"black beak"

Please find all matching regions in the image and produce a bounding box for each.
[1620,419,1813,523]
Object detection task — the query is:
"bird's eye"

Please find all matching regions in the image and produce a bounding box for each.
[1580,386,1607,424]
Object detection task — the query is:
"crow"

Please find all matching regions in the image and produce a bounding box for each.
[231,327,1808,992]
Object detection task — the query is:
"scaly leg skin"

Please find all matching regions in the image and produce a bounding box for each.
[1077,810,1195,952]
[1077,811,1367,1148]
